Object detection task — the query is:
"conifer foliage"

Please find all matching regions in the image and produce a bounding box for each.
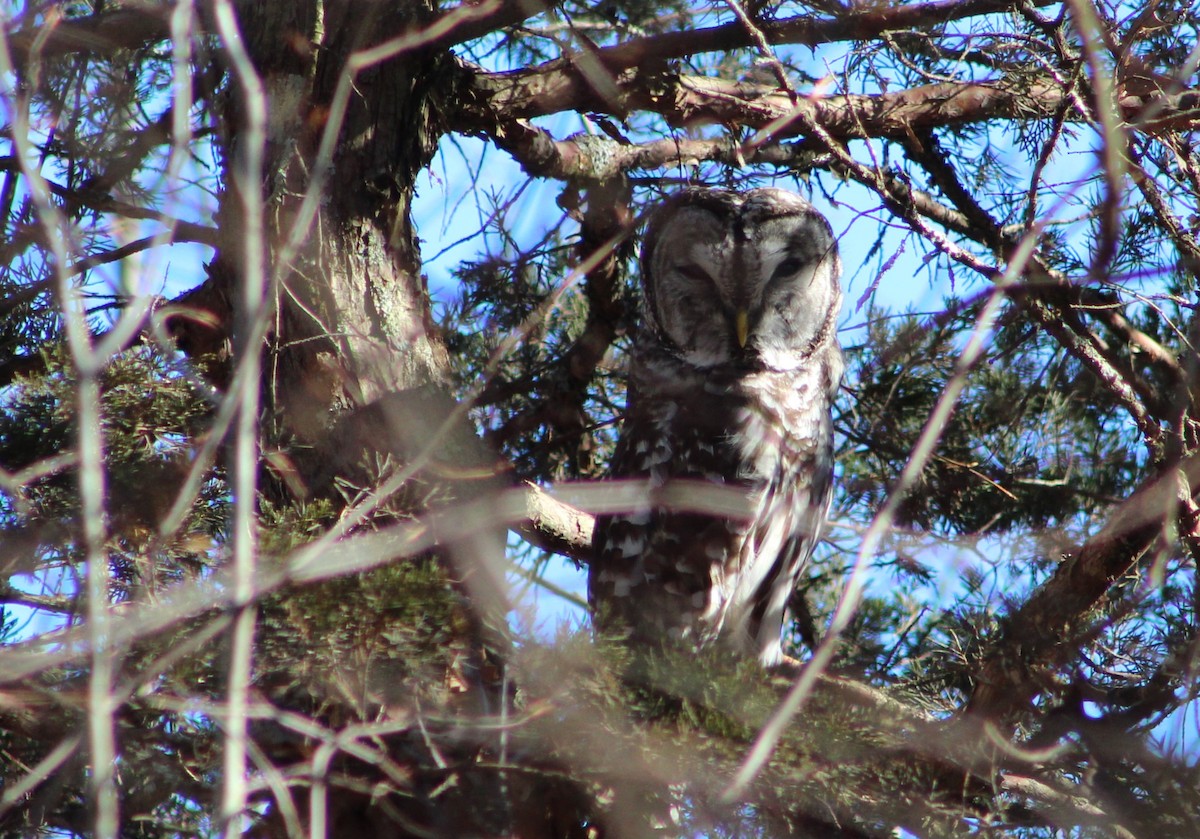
[2,1,1200,836]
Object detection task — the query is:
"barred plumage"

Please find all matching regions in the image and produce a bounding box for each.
[589,188,843,667]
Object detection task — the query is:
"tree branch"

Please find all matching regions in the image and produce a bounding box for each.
[898,129,1170,435]
[486,175,634,474]
[457,64,1200,140]
[967,455,1200,721]
[5,5,171,66]
[514,480,596,560]
[999,774,1138,839]
[500,0,1058,82]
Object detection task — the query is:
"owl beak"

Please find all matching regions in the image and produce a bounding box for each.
[734,309,750,349]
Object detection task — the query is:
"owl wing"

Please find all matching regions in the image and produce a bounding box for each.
[725,436,834,664]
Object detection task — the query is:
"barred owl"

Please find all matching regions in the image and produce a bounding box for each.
[589,187,843,667]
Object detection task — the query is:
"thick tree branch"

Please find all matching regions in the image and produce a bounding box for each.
[5,5,171,65]
[492,0,1057,83]
[431,0,553,51]
[3,0,538,67]
[515,480,595,559]
[999,775,1138,839]
[457,63,1200,140]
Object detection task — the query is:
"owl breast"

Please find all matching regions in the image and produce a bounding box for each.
[590,343,838,666]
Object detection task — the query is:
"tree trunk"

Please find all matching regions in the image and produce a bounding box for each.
[219,1,449,446]
[207,3,510,834]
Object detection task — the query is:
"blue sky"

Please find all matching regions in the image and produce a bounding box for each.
[6,1,1197,765]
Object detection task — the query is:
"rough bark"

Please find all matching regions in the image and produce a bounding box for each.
[205,3,515,834]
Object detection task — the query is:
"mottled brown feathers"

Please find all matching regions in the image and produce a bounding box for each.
[589,187,843,666]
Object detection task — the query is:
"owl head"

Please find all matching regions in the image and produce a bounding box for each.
[640,187,842,372]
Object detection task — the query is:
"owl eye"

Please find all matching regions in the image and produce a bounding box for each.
[771,256,805,281]
[674,263,718,287]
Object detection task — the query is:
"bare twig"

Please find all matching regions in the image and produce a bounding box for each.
[210,0,268,830]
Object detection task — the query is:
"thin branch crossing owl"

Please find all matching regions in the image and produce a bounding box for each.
[589,187,843,667]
